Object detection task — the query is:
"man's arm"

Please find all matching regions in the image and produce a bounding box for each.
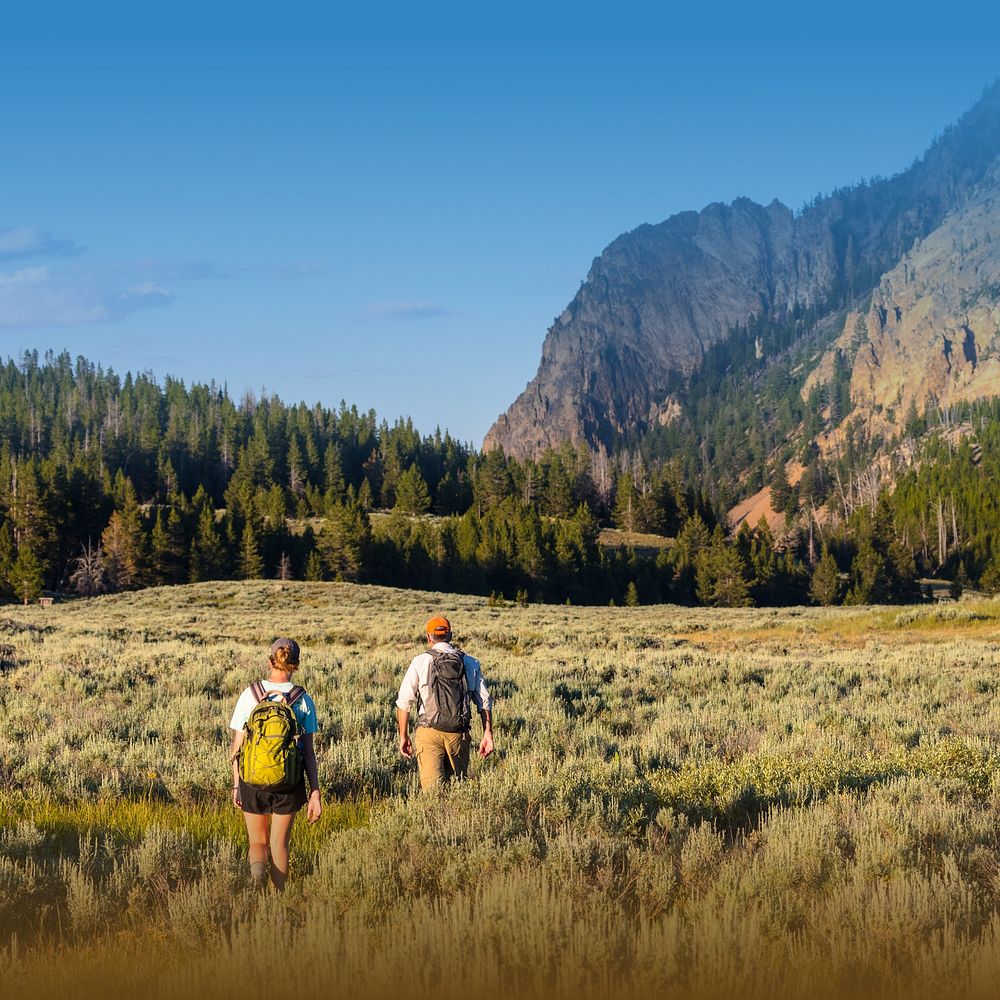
[395,658,421,759]
[397,707,413,759]
[468,658,494,758]
[478,708,494,758]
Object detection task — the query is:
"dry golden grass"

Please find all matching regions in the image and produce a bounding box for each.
[3,582,1000,999]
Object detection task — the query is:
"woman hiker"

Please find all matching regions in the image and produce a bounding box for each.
[229,637,322,890]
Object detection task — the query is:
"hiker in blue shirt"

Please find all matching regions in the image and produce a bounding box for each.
[229,638,321,890]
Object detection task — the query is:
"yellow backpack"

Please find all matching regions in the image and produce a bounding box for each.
[238,681,305,788]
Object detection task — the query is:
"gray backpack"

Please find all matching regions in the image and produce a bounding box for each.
[422,648,471,733]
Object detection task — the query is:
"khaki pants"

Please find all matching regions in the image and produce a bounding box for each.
[414,727,471,789]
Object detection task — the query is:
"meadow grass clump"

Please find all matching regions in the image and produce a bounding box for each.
[4,581,1000,998]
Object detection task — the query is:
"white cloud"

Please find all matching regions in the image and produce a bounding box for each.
[0,226,83,262]
[0,266,173,328]
[368,300,453,321]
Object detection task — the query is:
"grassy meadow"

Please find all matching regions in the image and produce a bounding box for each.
[4,583,1000,998]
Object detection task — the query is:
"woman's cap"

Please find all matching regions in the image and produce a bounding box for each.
[425,616,451,638]
[270,637,300,662]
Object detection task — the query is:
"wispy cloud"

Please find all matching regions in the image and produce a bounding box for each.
[368,300,453,321]
[0,218,325,329]
[0,225,84,262]
[0,265,172,328]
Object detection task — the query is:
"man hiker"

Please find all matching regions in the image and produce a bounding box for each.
[396,615,494,788]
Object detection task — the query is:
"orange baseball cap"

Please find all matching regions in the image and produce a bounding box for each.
[425,616,451,638]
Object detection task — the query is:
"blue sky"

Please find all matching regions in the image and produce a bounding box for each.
[1,2,999,444]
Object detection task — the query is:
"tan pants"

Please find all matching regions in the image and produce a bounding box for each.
[414,727,471,789]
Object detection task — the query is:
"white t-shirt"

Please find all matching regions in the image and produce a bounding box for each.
[229,681,319,734]
[395,642,492,723]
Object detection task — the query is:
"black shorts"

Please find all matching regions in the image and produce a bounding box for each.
[239,778,309,815]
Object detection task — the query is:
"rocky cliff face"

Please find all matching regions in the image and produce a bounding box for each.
[807,164,1000,440]
[486,83,1000,459]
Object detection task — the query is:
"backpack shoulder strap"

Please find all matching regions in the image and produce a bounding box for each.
[250,680,267,703]
[286,685,306,707]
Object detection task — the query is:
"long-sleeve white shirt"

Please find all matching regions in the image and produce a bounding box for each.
[396,642,492,724]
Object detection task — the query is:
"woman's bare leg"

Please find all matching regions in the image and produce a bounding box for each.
[268,811,297,891]
[243,811,270,888]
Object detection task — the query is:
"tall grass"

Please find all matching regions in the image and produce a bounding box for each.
[3,582,1000,998]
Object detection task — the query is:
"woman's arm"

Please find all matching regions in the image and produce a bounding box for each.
[230,731,244,808]
[300,732,322,824]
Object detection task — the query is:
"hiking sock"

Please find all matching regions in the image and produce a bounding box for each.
[250,861,268,889]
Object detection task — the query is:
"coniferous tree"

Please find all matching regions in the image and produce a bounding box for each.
[304,549,324,581]
[317,502,370,581]
[770,462,791,513]
[695,528,751,607]
[0,520,15,602]
[846,539,889,605]
[190,503,227,582]
[239,519,264,579]
[394,465,431,515]
[10,543,44,604]
[357,478,374,512]
[809,547,842,605]
[612,472,642,533]
[150,510,171,585]
[323,443,345,502]
[100,512,140,591]
[671,513,711,601]
[165,507,188,583]
[980,555,1000,594]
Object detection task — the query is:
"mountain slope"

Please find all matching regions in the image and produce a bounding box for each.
[486,82,1000,460]
[806,162,1000,442]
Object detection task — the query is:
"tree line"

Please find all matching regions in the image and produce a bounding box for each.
[1,350,998,608]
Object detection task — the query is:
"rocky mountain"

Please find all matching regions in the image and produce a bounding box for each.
[806,162,1000,443]
[486,82,1000,461]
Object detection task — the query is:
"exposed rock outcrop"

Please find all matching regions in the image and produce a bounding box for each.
[808,164,1000,439]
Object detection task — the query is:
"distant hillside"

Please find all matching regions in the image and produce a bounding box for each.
[486,81,1000,463]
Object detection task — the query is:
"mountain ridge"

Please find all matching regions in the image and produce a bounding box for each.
[485,80,1000,461]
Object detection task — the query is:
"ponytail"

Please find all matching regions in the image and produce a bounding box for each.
[270,645,298,672]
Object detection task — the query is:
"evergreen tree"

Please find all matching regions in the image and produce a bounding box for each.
[0,520,15,602]
[150,510,171,585]
[670,513,711,601]
[10,543,44,604]
[357,477,374,511]
[239,519,264,579]
[980,555,1000,594]
[612,472,642,533]
[304,550,324,581]
[323,443,345,501]
[695,528,751,607]
[189,503,227,582]
[394,465,431,515]
[543,460,574,518]
[809,547,842,605]
[100,512,140,590]
[165,506,188,583]
[317,502,370,581]
[625,581,640,606]
[950,560,970,600]
[474,450,512,514]
[846,539,890,605]
[770,462,791,513]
